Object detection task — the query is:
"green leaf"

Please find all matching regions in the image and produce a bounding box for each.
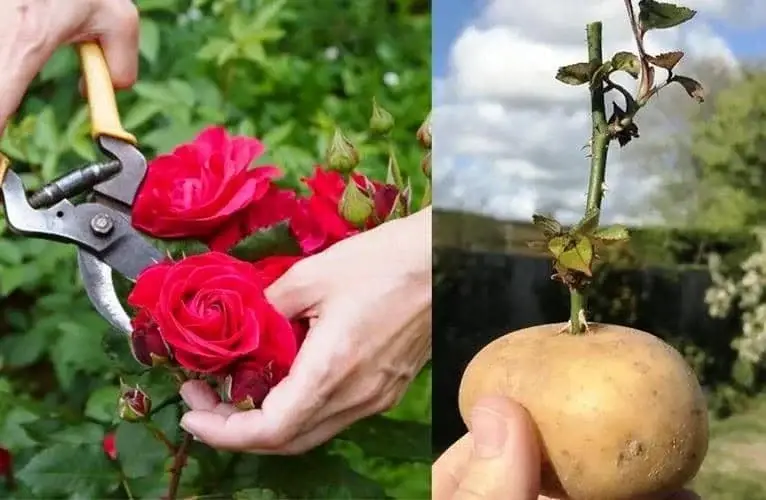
[638,0,696,31]
[85,385,121,423]
[571,207,600,235]
[229,222,302,262]
[386,149,405,189]
[234,489,283,500]
[16,444,120,498]
[593,225,631,244]
[555,62,592,85]
[123,100,162,130]
[102,330,144,375]
[611,51,640,78]
[532,214,563,237]
[139,18,161,64]
[647,51,684,71]
[670,75,705,102]
[115,422,169,479]
[255,447,390,499]
[339,415,431,462]
[557,235,594,276]
[548,235,569,259]
[50,320,112,389]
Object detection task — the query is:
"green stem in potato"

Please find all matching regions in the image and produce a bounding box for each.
[569,22,611,334]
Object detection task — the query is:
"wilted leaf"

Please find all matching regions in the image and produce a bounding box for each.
[593,225,631,244]
[647,51,684,71]
[555,63,592,85]
[638,0,696,31]
[532,214,563,237]
[670,75,705,102]
[611,52,640,78]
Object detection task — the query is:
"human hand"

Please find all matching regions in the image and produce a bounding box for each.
[0,0,139,129]
[179,207,432,453]
[433,396,701,500]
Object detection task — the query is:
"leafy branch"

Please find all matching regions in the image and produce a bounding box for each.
[529,0,704,333]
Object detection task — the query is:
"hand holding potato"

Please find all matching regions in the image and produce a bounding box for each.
[433,396,702,500]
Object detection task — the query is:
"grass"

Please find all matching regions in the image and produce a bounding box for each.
[690,395,766,499]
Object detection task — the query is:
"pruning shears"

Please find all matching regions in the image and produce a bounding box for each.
[0,42,163,336]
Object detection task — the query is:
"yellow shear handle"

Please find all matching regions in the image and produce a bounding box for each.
[77,42,137,145]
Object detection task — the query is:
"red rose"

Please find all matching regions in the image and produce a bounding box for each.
[207,186,298,252]
[132,126,281,240]
[127,252,298,375]
[102,434,117,461]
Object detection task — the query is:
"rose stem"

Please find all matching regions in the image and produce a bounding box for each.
[143,420,177,453]
[166,370,193,500]
[570,21,610,333]
[166,431,193,500]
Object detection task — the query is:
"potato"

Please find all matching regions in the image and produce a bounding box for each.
[458,323,709,500]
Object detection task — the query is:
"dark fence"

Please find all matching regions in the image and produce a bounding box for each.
[432,247,740,455]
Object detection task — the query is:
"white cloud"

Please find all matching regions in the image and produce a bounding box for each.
[434,0,755,225]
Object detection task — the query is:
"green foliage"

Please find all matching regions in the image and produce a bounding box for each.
[0,0,430,498]
[687,70,766,230]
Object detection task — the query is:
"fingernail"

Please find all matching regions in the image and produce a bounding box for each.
[471,407,507,458]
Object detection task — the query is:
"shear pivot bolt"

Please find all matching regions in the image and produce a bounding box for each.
[90,213,114,236]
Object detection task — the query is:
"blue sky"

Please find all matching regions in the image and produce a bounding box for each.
[432,0,766,223]
[434,1,766,78]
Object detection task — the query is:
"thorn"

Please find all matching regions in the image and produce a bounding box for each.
[602,182,608,193]
[579,309,591,333]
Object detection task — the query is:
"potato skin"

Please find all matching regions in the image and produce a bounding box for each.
[458,323,709,500]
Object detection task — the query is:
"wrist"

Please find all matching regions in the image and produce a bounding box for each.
[394,206,432,283]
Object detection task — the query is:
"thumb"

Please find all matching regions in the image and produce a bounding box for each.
[453,397,541,500]
[265,259,321,318]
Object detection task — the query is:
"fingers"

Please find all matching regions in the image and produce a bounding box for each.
[179,349,326,451]
[88,0,140,89]
[265,257,322,318]
[433,434,473,500]
[452,397,541,500]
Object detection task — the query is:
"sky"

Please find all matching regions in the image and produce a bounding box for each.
[432,0,766,224]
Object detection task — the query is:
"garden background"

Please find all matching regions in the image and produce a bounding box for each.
[0,0,432,498]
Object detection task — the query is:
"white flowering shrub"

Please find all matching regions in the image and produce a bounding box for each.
[706,229,766,364]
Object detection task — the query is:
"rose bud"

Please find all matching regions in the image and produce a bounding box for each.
[372,184,406,223]
[223,362,278,410]
[369,98,394,135]
[102,433,117,461]
[339,180,374,228]
[416,111,431,149]
[118,384,151,422]
[421,150,431,179]
[325,128,360,174]
[130,310,172,367]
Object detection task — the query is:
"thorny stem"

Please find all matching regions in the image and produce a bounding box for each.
[570,22,611,334]
[165,369,193,500]
[166,431,194,500]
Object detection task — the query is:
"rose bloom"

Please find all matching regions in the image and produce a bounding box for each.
[0,447,11,476]
[132,126,280,242]
[207,186,298,252]
[290,166,402,254]
[127,252,302,375]
[102,434,117,461]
